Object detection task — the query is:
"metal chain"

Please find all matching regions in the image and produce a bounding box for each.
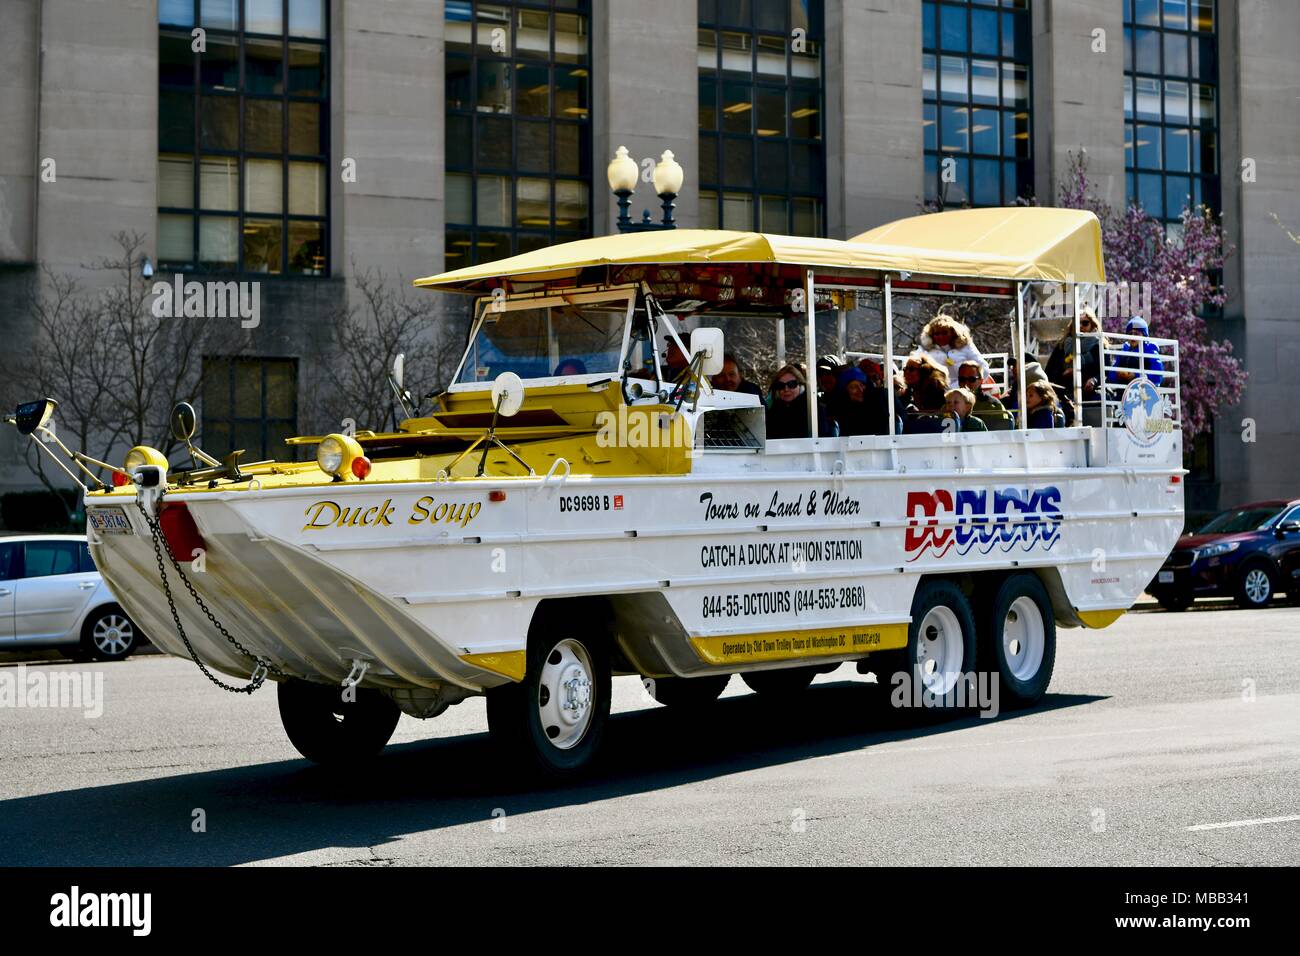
[141,489,284,694]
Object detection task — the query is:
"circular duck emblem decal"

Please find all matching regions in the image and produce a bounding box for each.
[1120,378,1173,447]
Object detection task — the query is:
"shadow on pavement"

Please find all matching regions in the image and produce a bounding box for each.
[0,683,1101,865]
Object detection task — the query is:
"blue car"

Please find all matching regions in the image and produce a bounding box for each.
[1149,500,1300,610]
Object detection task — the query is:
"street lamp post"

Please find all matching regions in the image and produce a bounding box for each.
[606,146,684,233]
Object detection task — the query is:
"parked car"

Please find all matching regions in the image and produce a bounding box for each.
[0,534,144,660]
[1149,500,1300,610]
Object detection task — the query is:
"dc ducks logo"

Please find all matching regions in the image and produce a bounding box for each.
[1119,378,1175,448]
[905,486,1062,561]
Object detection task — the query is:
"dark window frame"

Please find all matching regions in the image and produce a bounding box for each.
[444,0,593,268]
[158,0,330,276]
[698,1,827,236]
[200,356,300,461]
[922,0,1034,209]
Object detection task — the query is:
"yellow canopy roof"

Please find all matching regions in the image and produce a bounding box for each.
[850,207,1105,285]
[416,207,1105,293]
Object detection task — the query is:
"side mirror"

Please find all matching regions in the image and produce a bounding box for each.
[170,401,198,442]
[491,371,525,418]
[392,353,405,389]
[1275,520,1300,536]
[690,328,725,377]
[14,398,57,436]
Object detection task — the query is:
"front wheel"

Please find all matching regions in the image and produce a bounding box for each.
[487,633,611,779]
[1234,562,1276,610]
[277,679,400,766]
[82,606,140,662]
[980,573,1056,708]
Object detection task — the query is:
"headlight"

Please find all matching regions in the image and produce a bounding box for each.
[124,445,168,473]
[316,433,364,478]
[1195,541,1240,561]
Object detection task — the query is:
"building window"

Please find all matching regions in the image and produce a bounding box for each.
[158,1,329,275]
[1124,0,1219,236]
[202,357,299,460]
[698,0,825,235]
[922,0,1033,208]
[444,1,592,268]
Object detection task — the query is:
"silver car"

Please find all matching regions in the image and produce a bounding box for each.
[0,534,143,661]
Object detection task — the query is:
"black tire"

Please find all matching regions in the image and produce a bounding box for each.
[1156,591,1193,612]
[979,573,1056,708]
[647,674,729,708]
[1233,560,1276,610]
[741,666,816,696]
[81,605,140,662]
[277,679,400,766]
[486,630,611,780]
[873,578,978,709]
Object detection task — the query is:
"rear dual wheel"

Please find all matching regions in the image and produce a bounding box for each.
[979,573,1056,708]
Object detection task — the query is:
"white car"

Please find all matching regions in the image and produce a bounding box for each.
[0,534,143,661]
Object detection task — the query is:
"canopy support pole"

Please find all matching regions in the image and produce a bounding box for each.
[805,268,818,441]
[1072,284,1083,425]
[1016,282,1028,433]
[884,275,896,439]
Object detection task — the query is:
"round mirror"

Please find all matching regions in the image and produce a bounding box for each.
[392,353,405,388]
[170,401,198,442]
[491,372,525,418]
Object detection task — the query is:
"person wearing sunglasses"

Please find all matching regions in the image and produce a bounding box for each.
[957,361,1010,427]
[766,364,835,440]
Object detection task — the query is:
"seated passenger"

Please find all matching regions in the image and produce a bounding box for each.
[711,352,764,397]
[1107,315,1165,387]
[816,354,844,398]
[553,358,588,376]
[1025,380,1066,429]
[915,314,989,387]
[1046,309,1102,402]
[903,369,950,434]
[857,357,886,389]
[895,353,947,406]
[957,361,1009,419]
[945,387,988,432]
[766,364,836,439]
[831,366,890,437]
[1001,360,1050,410]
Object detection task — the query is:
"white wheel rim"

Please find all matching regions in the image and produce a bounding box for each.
[915,605,964,696]
[537,639,595,751]
[1003,596,1046,682]
[1245,569,1270,603]
[92,614,134,655]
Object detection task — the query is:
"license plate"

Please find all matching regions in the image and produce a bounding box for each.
[88,507,133,535]
[1158,570,1175,583]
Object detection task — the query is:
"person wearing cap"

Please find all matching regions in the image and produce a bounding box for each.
[831,365,890,437]
[815,354,844,397]
[1002,359,1050,411]
[1107,315,1165,387]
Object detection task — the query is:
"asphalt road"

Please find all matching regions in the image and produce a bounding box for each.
[2,600,1298,866]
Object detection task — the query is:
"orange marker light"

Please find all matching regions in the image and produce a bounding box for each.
[489,490,507,502]
[351,455,372,479]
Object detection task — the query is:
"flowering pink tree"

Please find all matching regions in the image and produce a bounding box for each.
[1057,152,1245,438]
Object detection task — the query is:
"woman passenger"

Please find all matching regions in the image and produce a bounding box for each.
[832,366,890,437]
[766,364,835,439]
[915,314,989,387]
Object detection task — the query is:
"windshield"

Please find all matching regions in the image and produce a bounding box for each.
[454,304,629,384]
[1197,507,1283,535]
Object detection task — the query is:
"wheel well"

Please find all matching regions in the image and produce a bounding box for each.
[530,596,637,673]
[912,568,1065,622]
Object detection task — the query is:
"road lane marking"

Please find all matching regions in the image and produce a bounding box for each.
[1187,814,1300,832]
